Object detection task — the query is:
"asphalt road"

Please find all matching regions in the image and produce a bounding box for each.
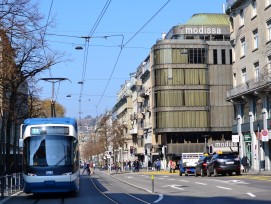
[1,170,271,204]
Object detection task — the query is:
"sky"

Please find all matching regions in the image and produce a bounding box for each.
[37,0,227,119]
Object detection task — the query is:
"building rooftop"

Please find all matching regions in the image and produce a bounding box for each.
[186,13,230,26]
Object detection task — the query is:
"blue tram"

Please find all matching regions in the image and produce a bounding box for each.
[19,117,80,194]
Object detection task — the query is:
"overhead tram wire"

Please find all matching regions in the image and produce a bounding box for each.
[42,0,54,78]
[123,0,171,47]
[96,35,124,108]
[77,0,112,119]
[95,0,171,108]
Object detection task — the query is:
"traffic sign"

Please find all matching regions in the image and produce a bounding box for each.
[261,129,269,142]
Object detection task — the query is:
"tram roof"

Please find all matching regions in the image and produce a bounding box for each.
[23,117,77,126]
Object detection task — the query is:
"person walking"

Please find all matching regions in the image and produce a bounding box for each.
[82,161,87,174]
[156,159,161,171]
[89,161,94,175]
[179,159,183,176]
[169,160,173,173]
[241,156,249,173]
[116,162,122,173]
[172,160,176,173]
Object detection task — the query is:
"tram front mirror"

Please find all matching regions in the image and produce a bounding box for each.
[19,138,23,148]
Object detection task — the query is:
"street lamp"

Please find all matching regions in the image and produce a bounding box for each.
[202,135,209,154]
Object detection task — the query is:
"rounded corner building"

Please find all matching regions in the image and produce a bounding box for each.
[150,13,234,160]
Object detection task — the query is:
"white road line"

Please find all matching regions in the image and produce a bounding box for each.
[158,178,165,179]
[153,194,164,203]
[162,184,184,190]
[246,192,256,198]
[217,186,232,190]
[195,182,207,185]
[179,180,189,182]
[168,179,175,181]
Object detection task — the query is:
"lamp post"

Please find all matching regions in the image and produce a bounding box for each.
[202,135,209,154]
[40,78,71,117]
[258,124,261,174]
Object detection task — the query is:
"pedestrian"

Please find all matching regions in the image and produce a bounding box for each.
[179,159,183,176]
[89,161,94,175]
[169,159,172,173]
[172,160,176,173]
[82,161,87,174]
[136,159,140,172]
[241,156,249,173]
[156,159,161,171]
[116,161,122,173]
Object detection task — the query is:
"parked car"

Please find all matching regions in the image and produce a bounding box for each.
[195,155,212,177]
[207,153,241,176]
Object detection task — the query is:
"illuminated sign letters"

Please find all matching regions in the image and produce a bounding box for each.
[185,26,222,35]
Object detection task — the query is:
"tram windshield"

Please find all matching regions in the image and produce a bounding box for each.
[23,135,78,166]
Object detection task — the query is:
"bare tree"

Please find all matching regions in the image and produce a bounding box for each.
[0,0,63,174]
[81,114,128,162]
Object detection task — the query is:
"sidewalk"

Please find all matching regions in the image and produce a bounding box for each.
[242,169,271,176]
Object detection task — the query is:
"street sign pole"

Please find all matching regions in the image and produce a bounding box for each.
[258,125,261,174]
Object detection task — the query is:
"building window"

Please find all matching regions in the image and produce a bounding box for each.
[233,73,237,87]
[255,98,263,121]
[252,29,258,50]
[213,49,217,64]
[221,49,226,64]
[267,55,271,69]
[230,49,233,64]
[240,37,246,57]
[232,48,235,62]
[267,19,271,42]
[240,9,244,27]
[188,48,206,64]
[254,61,259,79]
[242,68,247,83]
[251,1,257,18]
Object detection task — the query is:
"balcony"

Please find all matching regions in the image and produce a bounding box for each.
[226,72,271,101]
[139,87,150,98]
[137,112,143,119]
[130,128,137,135]
[136,79,142,86]
[137,96,143,103]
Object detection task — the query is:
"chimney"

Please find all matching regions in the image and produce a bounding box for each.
[161,32,166,40]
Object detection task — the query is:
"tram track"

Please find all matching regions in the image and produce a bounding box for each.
[89,171,153,204]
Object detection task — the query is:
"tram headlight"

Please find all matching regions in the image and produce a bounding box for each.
[28,173,37,176]
[62,172,72,175]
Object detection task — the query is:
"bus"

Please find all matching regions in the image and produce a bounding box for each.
[19,117,80,194]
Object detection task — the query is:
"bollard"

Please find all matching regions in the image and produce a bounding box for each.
[151,175,154,193]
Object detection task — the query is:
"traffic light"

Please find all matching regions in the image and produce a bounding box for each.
[209,145,213,154]
[145,149,147,155]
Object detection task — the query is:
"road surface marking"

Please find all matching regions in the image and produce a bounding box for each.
[195,182,207,185]
[179,180,189,182]
[153,194,164,203]
[226,180,249,185]
[246,192,256,198]
[162,184,184,190]
[217,186,232,190]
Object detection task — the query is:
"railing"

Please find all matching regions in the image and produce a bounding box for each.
[0,173,23,197]
[227,72,271,99]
